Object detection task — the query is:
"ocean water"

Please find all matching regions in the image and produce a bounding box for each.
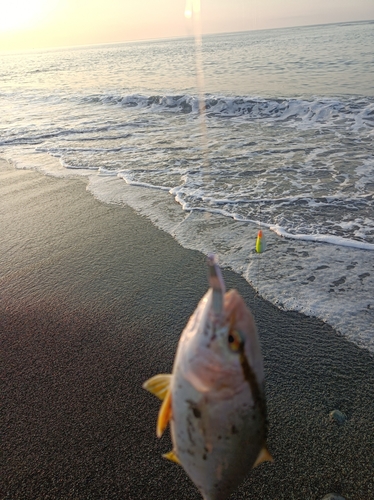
[1,20,373,353]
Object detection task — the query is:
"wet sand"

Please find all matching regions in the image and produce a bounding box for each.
[1,160,373,500]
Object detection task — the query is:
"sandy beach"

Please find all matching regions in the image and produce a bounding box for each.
[1,159,373,500]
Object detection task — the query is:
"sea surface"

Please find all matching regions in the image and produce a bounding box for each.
[1,20,373,353]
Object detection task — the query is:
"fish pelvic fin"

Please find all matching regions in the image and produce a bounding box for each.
[142,374,172,401]
[162,450,180,465]
[143,374,172,438]
[157,389,172,438]
[253,447,273,468]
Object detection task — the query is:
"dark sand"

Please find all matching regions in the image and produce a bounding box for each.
[1,161,373,500]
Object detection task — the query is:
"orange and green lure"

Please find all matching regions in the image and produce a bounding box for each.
[255,230,267,253]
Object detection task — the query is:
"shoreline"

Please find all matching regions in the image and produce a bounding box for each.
[2,161,374,499]
[88,170,374,356]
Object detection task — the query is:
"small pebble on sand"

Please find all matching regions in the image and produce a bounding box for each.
[329,409,347,425]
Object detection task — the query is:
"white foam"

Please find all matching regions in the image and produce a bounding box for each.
[3,149,93,179]
[269,225,374,251]
[118,170,170,191]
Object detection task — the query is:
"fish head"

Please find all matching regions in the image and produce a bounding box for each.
[174,256,264,396]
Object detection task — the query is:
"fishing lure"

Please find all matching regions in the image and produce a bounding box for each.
[255,229,267,253]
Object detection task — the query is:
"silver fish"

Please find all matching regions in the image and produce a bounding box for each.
[143,255,272,500]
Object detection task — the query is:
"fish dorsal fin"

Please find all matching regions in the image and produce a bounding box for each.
[253,447,273,468]
[157,388,172,437]
[163,450,180,465]
[142,374,172,400]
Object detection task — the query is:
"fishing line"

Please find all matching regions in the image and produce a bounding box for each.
[184,0,210,174]
[185,1,265,321]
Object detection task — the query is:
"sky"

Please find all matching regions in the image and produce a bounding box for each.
[0,0,373,51]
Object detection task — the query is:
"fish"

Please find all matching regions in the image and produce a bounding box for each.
[143,255,272,500]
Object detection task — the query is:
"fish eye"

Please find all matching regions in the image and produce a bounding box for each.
[228,329,243,352]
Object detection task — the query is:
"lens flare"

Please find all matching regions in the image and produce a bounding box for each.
[185,0,201,19]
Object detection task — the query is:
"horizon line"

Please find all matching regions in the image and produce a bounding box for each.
[1,18,373,55]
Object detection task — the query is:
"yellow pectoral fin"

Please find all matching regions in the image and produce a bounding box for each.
[163,450,180,465]
[142,374,172,400]
[157,389,172,438]
[253,447,273,468]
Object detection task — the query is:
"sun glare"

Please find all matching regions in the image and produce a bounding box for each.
[185,0,201,18]
[0,0,49,32]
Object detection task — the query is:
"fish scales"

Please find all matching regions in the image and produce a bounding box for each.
[143,256,272,500]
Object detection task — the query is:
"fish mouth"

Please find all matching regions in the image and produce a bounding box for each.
[206,255,239,349]
[207,254,226,323]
